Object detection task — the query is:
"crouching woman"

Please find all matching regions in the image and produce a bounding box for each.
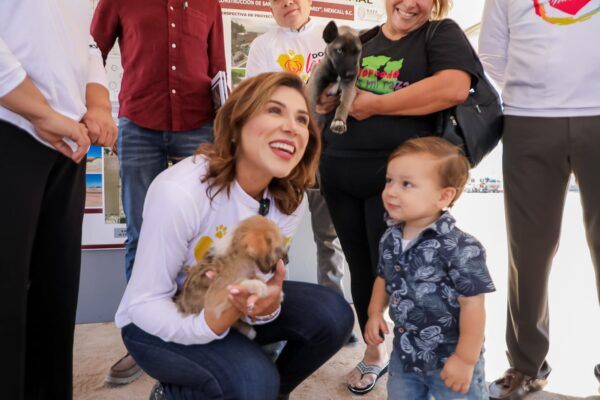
[115,72,354,400]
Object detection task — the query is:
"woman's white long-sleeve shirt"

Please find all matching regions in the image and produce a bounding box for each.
[478,0,600,117]
[115,156,307,345]
[0,0,107,146]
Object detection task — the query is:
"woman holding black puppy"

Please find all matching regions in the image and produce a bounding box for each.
[317,0,478,394]
[116,72,354,400]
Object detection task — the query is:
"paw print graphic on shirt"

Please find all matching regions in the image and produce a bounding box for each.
[215,225,228,239]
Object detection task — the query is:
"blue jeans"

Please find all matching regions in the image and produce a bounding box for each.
[117,118,213,281]
[122,281,354,399]
[387,350,488,400]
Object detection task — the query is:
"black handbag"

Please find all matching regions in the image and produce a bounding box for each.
[426,20,503,168]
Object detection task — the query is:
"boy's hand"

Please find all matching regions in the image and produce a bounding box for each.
[364,313,389,345]
[440,354,475,394]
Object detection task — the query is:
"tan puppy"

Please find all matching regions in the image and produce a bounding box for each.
[176,216,286,338]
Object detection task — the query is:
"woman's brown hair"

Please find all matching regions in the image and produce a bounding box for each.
[196,72,321,215]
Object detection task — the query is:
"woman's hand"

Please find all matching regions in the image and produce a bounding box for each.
[227,260,285,319]
[364,313,389,346]
[315,83,341,115]
[349,88,378,121]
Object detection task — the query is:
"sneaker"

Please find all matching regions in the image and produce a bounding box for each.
[106,353,143,385]
[488,368,547,400]
[149,382,166,400]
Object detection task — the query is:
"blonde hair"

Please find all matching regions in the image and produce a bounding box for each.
[196,72,321,215]
[388,136,469,207]
[431,0,452,20]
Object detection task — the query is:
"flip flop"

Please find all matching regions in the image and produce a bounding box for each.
[347,361,389,395]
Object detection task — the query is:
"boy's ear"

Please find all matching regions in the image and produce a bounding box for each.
[323,20,338,43]
[439,187,457,208]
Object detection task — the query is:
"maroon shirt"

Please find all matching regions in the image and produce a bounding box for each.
[91,0,226,132]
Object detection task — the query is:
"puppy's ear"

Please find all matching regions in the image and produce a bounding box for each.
[323,20,338,44]
[359,25,379,44]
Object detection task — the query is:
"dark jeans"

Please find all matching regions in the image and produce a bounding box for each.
[117,117,213,281]
[122,281,354,399]
[0,121,85,400]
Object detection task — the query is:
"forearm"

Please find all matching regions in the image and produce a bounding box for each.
[0,77,55,122]
[455,294,485,365]
[204,303,243,335]
[86,83,111,111]
[374,70,471,116]
[367,277,389,316]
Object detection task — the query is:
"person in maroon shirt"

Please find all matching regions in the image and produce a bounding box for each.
[91,0,226,386]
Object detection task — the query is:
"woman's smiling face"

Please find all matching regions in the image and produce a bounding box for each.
[235,86,310,186]
[385,0,434,38]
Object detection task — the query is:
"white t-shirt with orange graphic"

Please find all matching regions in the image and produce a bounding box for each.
[479,0,600,117]
[115,156,307,345]
[245,19,326,82]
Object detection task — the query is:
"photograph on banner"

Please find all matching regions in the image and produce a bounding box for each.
[82,0,126,249]
[85,145,103,209]
[85,174,102,208]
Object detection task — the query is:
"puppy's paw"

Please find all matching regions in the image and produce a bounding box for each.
[330,119,347,134]
[239,279,269,298]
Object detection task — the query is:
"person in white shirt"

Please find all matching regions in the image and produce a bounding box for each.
[117,72,354,400]
[479,1,600,398]
[246,0,353,343]
[0,1,116,399]
[246,0,325,82]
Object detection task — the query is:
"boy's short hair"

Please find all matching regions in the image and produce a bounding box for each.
[389,137,470,207]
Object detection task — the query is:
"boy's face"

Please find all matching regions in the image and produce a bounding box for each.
[270,0,312,30]
[382,153,453,224]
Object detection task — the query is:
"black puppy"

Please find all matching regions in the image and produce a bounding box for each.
[308,21,377,134]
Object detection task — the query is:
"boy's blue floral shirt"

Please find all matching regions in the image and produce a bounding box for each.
[377,211,495,374]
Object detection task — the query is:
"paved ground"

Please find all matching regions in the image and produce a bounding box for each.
[73,322,599,400]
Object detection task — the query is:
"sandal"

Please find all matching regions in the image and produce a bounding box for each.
[347,361,389,395]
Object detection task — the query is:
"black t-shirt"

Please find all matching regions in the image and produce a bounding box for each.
[322,19,477,157]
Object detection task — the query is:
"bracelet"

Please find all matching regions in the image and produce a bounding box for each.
[241,305,282,325]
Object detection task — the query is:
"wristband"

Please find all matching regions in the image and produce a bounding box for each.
[241,305,282,325]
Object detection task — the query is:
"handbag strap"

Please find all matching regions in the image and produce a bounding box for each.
[425,19,486,82]
[425,19,444,45]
